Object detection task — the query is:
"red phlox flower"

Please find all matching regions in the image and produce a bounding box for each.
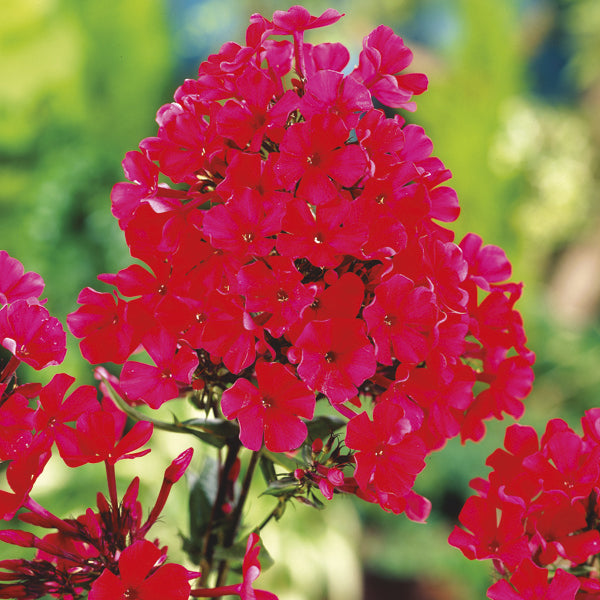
[426,239,469,312]
[0,440,51,521]
[56,407,153,467]
[139,100,211,184]
[527,495,600,565]
[269,6,343,34]
[196,291,259,374]
[0,299,66,370]
[120,328,199,409]
[67,287,136,365]
[0,392,34,460]
[471,285,528,352]
[32,373,98,450]
[259,39,294,77]
[275,114,367,205]
[345,401,427,512]
[202,188,285,258]
[522,429,600,502]
[485,424,542,503]
[300,70,372,129]
[111,150,184,228]
[216,64,298,151]
[294,317,376,404]
[286,272,364,342]
[355,109,406,175]
[461,354,534,443]
[302,41,350,77]
[460,233,512,293]
[237,256,315,338]
[276,198,368,267]
[397,358,476,450]
[0,251,44,306]
[487,559,580,600]
[363,274,439,365]
[350,25,428,110]
[216,152,286,203]
[221,361,314,452]
[89,540,192,600]
[98,258,193,336]
[448,494,530,571]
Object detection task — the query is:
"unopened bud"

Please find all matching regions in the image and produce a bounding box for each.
[165,448,194,484]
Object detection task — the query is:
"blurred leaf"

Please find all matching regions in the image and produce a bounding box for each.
[185,456,219,562]
[180,417,239,448]
[261,478,300,498]
[305,415,346,441]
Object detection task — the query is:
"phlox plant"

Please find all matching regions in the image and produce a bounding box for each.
[0,5,540,599]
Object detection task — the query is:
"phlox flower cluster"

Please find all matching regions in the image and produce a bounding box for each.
[69,4,533,520]
[0,254,271,599]
[449,414,600,599]
[0,5,536,600]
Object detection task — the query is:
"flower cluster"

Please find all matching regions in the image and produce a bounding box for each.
[1,5,536,600]
[449,414,600,599]
[68,5,534,521]
[0,255,272,599]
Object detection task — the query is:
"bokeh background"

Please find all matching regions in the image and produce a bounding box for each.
[1,0,600,598]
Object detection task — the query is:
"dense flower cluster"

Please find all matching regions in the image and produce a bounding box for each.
[1,5,535,600]
[66,5,533,521]
[449,415,600,599]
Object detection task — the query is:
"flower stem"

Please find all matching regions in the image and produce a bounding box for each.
[215,450,261,587]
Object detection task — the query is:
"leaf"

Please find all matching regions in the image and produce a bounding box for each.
[259,454,277,484]
[261,477,300,497]
[305,415,346,440]
[185,456,220,562]
[260,449,300,471]
[177,416,239,448]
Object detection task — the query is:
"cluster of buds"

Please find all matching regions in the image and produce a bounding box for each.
[1,5,536,599]
[450,414,600,599]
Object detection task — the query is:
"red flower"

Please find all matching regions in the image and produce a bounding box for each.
[57,408,152,467]
[67,287,136,365]
[32,373,98,450]
[275,114,367,205]
[345,401,426,503]
[202,188,285,258]
[350,25,428,110]
[487,559,579,600]
[89,540,191,600]
[120,328,199,409]
[221,361,314,452]
[0,251,44,306]
[0,299,66,370]
[295,318,376,404]
[363,274,439,365]
[237,256,315,337]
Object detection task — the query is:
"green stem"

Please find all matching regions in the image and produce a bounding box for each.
[198,440,241,587]
[214,450,261,588]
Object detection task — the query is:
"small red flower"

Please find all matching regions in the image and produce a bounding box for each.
[89,540,191,600]
[294,318,376,404]
[221,361,314,452]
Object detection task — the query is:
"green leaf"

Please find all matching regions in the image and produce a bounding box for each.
[260,449,300,471]
[259,455,277,484]
[305,415,346,440]
[261,478,300,497]
[178,417,239,448]
[185,456,220,562]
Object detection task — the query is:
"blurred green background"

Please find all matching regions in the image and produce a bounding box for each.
[2,0,600,598]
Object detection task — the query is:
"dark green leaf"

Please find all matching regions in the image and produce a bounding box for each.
[305,415,346,441]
